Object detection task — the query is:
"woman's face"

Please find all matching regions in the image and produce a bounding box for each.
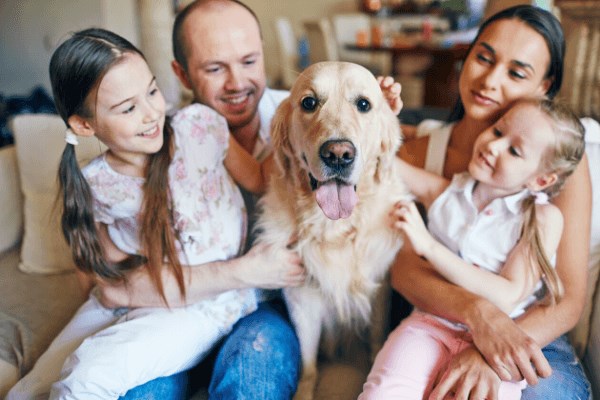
[458,19,552,126]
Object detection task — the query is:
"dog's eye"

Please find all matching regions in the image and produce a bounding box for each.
[356,98,371,113]
[301,96,318,112]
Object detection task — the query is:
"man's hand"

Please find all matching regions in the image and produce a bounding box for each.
[377,75,403,115]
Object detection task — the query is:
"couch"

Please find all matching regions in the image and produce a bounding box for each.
[0,113,598,399]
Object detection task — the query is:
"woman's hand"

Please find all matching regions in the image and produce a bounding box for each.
[429,346,501,400]
[377,75,403,115]
[468,303,552,384]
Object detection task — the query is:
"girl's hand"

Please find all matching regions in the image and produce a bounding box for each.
[469,305,551,384]
[240,242,306,289]
[429,346,501,400]
[391,201,434,257]
[377,75,403,115]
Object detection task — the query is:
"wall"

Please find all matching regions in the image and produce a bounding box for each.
[0,0,139,97]
[0,0,367,97]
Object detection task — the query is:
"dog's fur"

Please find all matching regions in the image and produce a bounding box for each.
[256,62,411,399]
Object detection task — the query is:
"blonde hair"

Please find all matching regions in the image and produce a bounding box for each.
[520,98,585,305]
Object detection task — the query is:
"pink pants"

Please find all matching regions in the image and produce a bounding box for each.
[359,311,526,400]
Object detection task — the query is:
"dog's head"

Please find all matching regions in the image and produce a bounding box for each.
[270,61,402,220]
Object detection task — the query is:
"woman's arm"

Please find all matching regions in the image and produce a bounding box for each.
[392,247,551,386]
[393,201,563,315]
[395,155,592,395]
[224,135,273,195]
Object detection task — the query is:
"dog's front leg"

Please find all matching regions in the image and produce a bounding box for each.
[284,287,325,400]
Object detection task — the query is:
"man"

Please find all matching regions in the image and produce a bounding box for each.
[171,0,290,240]
[115,1,303,399]
[111,1,402,398]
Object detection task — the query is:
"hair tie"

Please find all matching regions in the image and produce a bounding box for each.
[532,191,549,205]
[65,128,79,146]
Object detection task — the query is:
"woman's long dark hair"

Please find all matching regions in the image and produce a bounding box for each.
[448,5,565,122]
[51,28,185,304]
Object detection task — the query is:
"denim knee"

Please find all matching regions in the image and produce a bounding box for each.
[209,301,300,400]
[119,371,188,400]
[522,335,591,400]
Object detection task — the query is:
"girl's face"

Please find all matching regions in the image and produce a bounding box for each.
[87,53,166,166]
[468,102,555,195]
[459,19,552,126]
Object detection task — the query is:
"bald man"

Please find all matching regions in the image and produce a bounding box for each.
[118,1,300,399]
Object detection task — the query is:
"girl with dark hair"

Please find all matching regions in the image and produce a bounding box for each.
[362,98,585,399]
[394,5,592,399]
[7,28,303,399]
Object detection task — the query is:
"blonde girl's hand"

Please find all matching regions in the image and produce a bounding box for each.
[391,201,434,257]
[241,242,306,289]
[377,75,403,115]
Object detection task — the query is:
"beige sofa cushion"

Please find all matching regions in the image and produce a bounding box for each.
[0,146,22,254]
[10,114,106,274]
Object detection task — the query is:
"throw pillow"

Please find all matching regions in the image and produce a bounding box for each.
[11,114,105,274]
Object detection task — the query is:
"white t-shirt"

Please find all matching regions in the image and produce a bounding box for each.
[417,116,600,269]
[428,172,544,318]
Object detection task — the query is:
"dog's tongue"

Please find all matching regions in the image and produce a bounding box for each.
[315,181,358,220]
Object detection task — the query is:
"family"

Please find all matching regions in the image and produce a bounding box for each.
[6,0,595,399]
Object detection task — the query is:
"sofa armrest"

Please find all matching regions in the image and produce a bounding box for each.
[0,145,23,253]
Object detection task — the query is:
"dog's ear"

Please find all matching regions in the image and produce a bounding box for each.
[374,107,403,183]
[270,98,294,174]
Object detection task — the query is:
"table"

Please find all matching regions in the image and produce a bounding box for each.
[346,42,469,108]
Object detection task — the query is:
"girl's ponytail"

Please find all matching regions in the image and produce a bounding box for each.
[58,143,145,279]
[520,196,563,305]
[519,98,585,305]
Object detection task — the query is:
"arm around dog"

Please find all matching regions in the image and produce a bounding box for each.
[97,243,305,308]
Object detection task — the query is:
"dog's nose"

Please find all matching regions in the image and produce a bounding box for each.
[319,140,355,170]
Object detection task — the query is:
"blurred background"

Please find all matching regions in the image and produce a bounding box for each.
[2,0,597,148]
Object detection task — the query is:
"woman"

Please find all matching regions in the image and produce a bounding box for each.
[394,5,592,399]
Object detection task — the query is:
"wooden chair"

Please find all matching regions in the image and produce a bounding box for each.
[273,16,300,89]
[303,18,339,64]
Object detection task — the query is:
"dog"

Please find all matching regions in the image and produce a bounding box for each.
[256,62,411,399]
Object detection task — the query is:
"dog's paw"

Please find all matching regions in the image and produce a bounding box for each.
[293,373,317,400]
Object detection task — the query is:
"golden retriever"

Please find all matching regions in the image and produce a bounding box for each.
[256,62,411,399]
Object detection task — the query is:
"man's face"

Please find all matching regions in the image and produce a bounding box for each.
[177,4,266,131]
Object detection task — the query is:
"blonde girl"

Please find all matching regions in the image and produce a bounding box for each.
[360,98,585,399]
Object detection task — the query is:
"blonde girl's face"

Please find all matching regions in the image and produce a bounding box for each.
[459,19,552,126]
[88,52,166,169]
[468,102,555,195]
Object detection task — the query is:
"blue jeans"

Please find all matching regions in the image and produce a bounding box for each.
[521,335,591,400]
[120,300,300,400]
